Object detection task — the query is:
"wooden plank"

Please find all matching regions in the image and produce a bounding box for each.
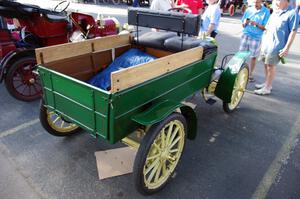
[145,47,173,58]
[111,47,204,93]
[35,34,131,65]
[93,35,131,52]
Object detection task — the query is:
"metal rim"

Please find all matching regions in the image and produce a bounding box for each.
[11,59,41,100]
[47,111,79,133]
[143,120,185,189]
[228,67,248,110]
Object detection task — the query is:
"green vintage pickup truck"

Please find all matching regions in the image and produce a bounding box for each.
[36,8,249,195]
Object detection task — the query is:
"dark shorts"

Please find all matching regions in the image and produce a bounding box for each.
[210,31,217,38]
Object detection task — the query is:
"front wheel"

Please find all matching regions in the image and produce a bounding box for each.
[229,4,235,16]
[223,65,249,113]
[111,0,121,5]
[133,113,187,195]
[5,56,42,101]
[241,4,246,14]
[39,101,81,136]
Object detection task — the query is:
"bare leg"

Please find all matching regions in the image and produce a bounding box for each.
[250,57,257,77]
[265,64,275,89]
[263,63,268,84]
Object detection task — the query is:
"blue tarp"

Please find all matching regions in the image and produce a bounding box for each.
[88,48,157,90]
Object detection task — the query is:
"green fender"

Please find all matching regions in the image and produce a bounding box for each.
[132,100,198,140]
[215,51,250,103]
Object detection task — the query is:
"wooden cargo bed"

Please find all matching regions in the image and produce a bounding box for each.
[36,34,203,93]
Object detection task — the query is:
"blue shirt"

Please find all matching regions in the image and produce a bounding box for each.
[201,4,221,33]
[261,7,299,55]
[242,5,270,40]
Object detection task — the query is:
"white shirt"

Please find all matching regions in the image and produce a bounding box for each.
[150,0,172,11]
[201,3,221,33]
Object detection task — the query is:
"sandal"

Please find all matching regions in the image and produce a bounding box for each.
[249,76,255,82]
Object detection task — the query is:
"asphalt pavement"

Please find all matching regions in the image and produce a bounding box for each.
[0,1,300,199]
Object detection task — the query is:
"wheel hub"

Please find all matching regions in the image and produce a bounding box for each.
[22,71,36,85]
[29,78,35,84]
[160,150,169,161]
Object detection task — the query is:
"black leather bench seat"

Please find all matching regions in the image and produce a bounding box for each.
[128,7,217,57]
[134,31,177,50]
[44,14,69,23]
[164,36,217,57]
[136,32,217,57]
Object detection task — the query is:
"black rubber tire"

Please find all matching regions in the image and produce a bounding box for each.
[223,64,249,113]
[39,101,81,136]
[133,113,187,195]
[5,56,41,102]
[112,0,121,5]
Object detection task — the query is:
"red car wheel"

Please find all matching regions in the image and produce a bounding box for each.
[229,4,235,16]
[5,56,42,101]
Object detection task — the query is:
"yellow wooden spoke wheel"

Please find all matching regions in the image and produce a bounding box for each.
[133,113,186,195]
[39,101,80,136]
[223,65,249,113]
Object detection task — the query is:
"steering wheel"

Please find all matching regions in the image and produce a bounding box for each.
[168,6,192,14]
[54,0,70,13]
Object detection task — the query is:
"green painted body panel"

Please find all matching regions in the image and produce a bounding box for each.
[215,51,250,102]
[109,53,217,143]
[38,52,217,144]
[132,100,182,126]
[180,105,197,140]
[38,66,110,139]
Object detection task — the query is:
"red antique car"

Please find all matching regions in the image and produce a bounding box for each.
[0,0,120,101]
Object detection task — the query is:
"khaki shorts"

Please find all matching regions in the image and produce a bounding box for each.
[259,53,280,66]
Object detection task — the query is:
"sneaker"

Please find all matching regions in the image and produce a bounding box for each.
[255,83,265,89]
[255,83,272,90]
[254,87,271,95]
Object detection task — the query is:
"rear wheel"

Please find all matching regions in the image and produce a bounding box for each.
[112,0,121,5]
[241,4,246,14]
[223,65,249,113]
[229,4,235,16]
[39,101,81,136]
[5,56,42,101]
[133,113,186,195]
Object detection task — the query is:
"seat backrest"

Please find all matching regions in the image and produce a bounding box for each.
[128,8,201,36]
[0,29,12,42]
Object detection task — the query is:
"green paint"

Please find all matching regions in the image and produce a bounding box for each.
[38,52,218,144]
[215,51,250,102]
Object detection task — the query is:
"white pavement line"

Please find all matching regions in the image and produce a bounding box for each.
[251,115,300,199]
[0,119,39,139]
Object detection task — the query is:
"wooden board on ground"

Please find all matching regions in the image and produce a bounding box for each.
[95,147,137,180]
[110,47,204,93]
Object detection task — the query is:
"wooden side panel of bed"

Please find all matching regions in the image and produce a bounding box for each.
[110,47,204,93]
[35,34,131,81]
[35,34,131,64]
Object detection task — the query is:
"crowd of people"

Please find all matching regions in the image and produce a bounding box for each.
[142,0,299,96]
[241,0,299,95]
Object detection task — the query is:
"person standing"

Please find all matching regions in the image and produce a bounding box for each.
[239,0,270,82]
[254,0,299,95]
[200,0,221,38]
[296,0,300,19]
[132,0,139,7]
[150,0,175,11]
[289,0,296,8]
[176,0,204,15]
